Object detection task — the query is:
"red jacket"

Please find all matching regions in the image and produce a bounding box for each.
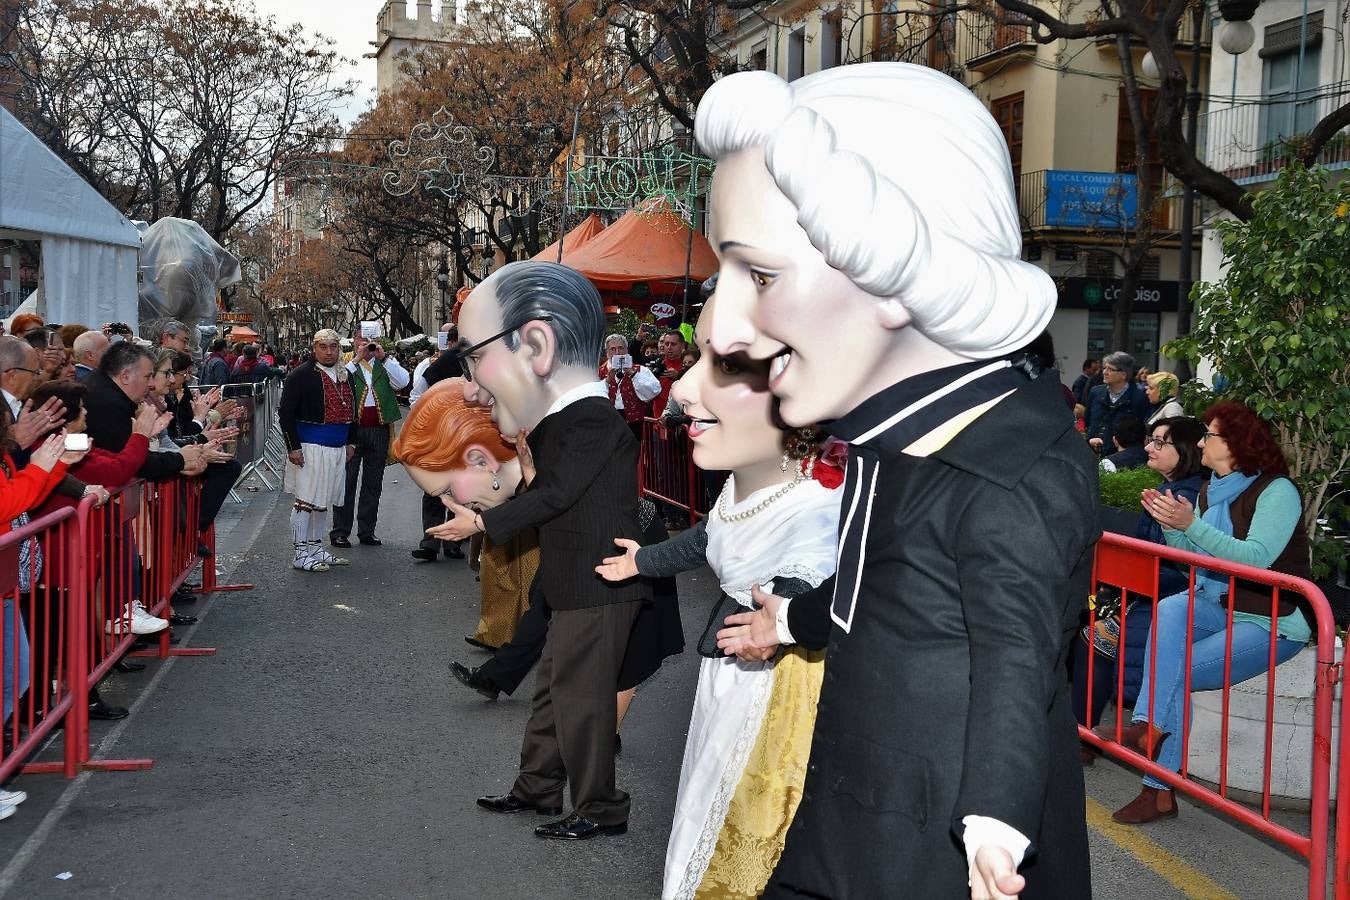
[0,452,67,535]
[35,434,149,516]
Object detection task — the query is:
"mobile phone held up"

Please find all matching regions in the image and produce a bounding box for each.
[64,433,90,452]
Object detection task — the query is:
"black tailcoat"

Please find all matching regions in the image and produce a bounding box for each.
[767,372,1098,899]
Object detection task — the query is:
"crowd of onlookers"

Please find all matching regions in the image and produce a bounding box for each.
[1058,348,1315,827]
[0,315,264,824]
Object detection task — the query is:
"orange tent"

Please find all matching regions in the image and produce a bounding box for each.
[227,325,260,341]
[531,213,604,262]
[560,199,716,290]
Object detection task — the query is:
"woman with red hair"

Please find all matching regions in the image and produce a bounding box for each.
[1102,400,1311,825]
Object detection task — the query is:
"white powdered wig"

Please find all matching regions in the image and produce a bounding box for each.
[695,64,1055,359]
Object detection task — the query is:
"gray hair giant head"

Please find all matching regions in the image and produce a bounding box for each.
[490,261,604,368]
[100,340,155,377]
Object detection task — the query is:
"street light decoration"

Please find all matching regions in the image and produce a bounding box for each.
[567,144,715,227]
[382,107,497,199]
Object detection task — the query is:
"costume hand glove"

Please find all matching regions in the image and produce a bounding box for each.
[595,538,640,581]
[969,844,1023,900]
[717,584,781,662]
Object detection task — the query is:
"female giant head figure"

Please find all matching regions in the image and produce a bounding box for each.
[695,63,1056,425]
[391,378,523,510]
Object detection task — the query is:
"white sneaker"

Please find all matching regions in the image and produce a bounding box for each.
[0,789,26,807]
[130,604,168,635]
[0,804,13,821]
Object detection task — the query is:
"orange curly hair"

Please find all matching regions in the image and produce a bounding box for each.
[391,377,517,471]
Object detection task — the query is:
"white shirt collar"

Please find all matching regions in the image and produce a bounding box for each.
[545,380,608,418]
[1,388,19,419]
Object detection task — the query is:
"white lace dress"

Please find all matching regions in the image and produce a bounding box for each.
[662,475,841,899]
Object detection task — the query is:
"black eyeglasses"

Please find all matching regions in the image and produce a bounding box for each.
[1145,437,1174,449]
[455,315,553,381]
[1202,430,1223,441]
[4,366,39,376]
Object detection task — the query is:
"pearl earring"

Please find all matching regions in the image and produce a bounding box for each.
[780,452,790,472]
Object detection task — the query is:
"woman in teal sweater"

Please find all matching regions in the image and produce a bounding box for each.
[1101,401,1310,825]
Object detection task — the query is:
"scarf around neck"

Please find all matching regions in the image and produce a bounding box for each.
[1197,469,1260,586]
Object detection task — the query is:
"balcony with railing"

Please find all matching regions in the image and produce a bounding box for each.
[858,6,1037,78]
[1203,82,1350,183]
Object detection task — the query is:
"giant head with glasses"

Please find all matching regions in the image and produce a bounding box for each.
[455,260,605,438]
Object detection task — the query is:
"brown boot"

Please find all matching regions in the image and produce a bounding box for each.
[1094,720,1168,761]
[1112,787,1178,825]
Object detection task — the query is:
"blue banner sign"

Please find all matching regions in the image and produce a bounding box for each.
[1044,170,1138,229]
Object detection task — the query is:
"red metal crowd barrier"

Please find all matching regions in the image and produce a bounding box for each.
[1,473,251,785]
[644,423,1349,896]
[637,418,722,523]
[1083,532,1338,899]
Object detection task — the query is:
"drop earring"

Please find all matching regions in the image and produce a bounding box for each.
[780,452,790,472]
[491,474,501,491]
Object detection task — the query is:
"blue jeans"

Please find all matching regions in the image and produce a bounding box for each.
[1133,585,1305,789]
[2,599,30,722]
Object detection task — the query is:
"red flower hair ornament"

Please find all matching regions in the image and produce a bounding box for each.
[805,437,848,489]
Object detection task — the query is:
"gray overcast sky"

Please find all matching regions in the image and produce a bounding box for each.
[251,0,382,122]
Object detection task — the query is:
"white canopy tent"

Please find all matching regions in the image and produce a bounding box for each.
[0,106,141,329]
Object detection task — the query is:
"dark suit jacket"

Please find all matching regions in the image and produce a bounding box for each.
[770,374,1098,900]
[481,395,646,611]
[83,371,184,481]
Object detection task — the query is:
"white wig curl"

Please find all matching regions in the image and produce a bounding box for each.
[695,64,1055,358]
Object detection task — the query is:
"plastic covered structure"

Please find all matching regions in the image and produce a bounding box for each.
[137,218,241,345]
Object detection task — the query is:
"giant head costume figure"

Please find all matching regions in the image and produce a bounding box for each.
[454,261,606,438]
[695,64,1054,422]
[699,65,1096,900]
[390,377,523,511]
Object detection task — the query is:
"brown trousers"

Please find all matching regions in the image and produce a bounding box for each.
[511,599,642,825]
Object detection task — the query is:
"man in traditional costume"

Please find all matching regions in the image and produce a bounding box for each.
[330,335,408,548]
[279,329,357,573]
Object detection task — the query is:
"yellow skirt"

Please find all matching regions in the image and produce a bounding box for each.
[695,646,826,898]
[471,530,539,648]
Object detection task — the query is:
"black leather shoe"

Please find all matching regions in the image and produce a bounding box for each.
[477,794,562,816]
[197,542,212,559]
[89,700,129,720]
[443,543,466,559]
[451,662,500,700]
[535,813,627,840]
[411,547,438,562]
[330,535,352,548]
[614,734,622,756]
[172,589,198,605]
[464,635,497,651]
[113,659,146,673]
[358,535,382,546]
[169,613,197,626]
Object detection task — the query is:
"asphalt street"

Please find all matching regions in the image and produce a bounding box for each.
[0,473,1318,899]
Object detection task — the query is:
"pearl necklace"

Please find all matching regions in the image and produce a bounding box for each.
[716,455,815,523]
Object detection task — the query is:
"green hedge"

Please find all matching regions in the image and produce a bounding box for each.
[1100,466,1163,512]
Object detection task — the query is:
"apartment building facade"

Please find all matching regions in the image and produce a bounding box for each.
[1199,0,1349,285]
